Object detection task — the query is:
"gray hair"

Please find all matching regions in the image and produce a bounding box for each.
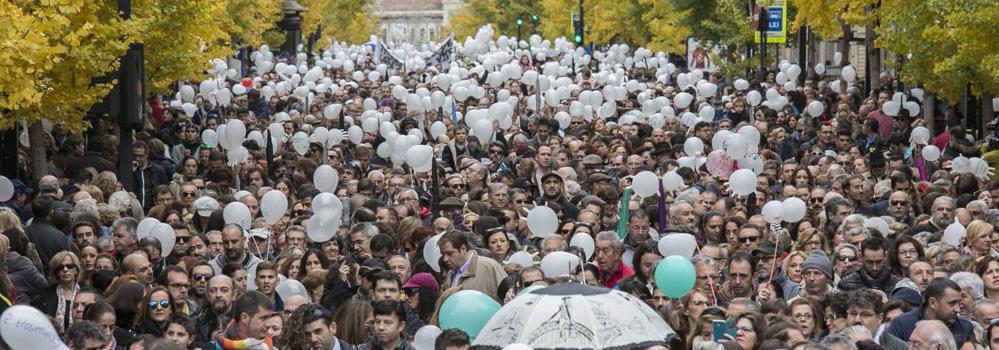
[595,231,623,251]
[728,297,759,313]
[541,234,568,250]
[968,200,988,213]
[933,196,956,209]
[488,182,509,195]
[691,255,718,271]
[973,299,999,322]
[820,334,857,350]
[839,325,872,340]
[349,222,378,239]
[64,320,110,348]
[841,214,867,231]
[72,198,99,222]
[111,217,138,236]
[950,272,985,299]
[914,320,956,350]
[845,226,870,240]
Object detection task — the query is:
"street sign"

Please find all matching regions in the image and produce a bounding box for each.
[753,0,787,44]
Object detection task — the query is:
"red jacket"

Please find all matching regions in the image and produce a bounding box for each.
[599,260,635,289]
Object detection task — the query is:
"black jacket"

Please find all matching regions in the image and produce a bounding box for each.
[133,163,169,210]
[837,267,901,295]
[26,219,69,274]
[192,306,230,343]
[7,251,47,304]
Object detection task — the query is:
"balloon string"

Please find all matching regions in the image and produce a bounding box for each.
[693,243,717,307]
[767,223,781,286]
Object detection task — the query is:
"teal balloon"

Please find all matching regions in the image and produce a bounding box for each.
[439,290,501,339]
[516,285,544,298]
[654,256,696,298]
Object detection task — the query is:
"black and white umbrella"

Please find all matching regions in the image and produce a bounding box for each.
[473,283,676,350]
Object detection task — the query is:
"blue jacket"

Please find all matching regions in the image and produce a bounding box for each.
[885,306,975,347]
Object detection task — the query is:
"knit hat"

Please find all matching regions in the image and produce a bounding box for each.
[802,250,834,280]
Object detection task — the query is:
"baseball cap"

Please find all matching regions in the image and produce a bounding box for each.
[402,273,440,291]
[11,179,31,196]
[194,197,219,217]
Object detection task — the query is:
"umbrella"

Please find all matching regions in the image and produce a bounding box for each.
[473,283,676,350]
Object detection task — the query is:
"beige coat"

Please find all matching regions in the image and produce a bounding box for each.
[444,251,508,300]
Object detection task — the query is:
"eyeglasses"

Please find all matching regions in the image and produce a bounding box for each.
[449,184,465,189]
[847,310,877,319]
[898,248,917,256]
[890,200,906,207]
[837,256,856,262]
[168,283,190,290]
[147,300,171,309]
[193,274,212,282]
[58,263,77,272]
[183,192,197,197]
[739,236,761,243]
[792,313,813,320]
[809,197,823,204]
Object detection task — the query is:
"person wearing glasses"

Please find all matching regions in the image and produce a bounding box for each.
[158,266,196,316]
[134,286,177,337]
[838,236,901,295]
[32,251,82,331]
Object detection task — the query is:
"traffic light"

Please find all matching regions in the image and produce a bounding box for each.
[572,13,584,45]
[532,15,539,21]
[516,18,523,26]
[574,34,582,44]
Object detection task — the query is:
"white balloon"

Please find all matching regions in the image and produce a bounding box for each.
[275,279,309,301]
[922,145,941,161]
[632,171,660,197]
[430,121,448,140]
[424,234,443,272]
[405,145,434,169]
[347,125,363,144]
[149,223,176,257]
[662,171,684,191]
[734,79,749,91]
[842,65,857,83]
[223,202,252,229]
[807,101,824,117]
[782,197,807,223]
[569,233,595,261]
[746,90,762,107]
[307,216,339,243]
[137,217,159,240]
[0,176,13,202]
[761,201,785,224]
[290,132,309,156]
[182,103,197,117]
[814,63,826,75]
[313,165,340,193]
[413,326,443,350]
[684,137,704,157]
[942,223,966,247]
[883,101,901,116]
[224,119,246,149]
[674,92,694,109]
[729,169,757,196]
[724,133,750,160]
[658,233,696,259]
[526,206,559,238]
[540,251,581,278]
[323,104,342,119]
[0,305,69,350]
[712,130,732,151]
[260,190,289,225]
[699,105,715,122]
[833,52,843,65]
[509,251,534,267]
[864,217,893,237]
[311,193,343,223]
[179,85,196,102]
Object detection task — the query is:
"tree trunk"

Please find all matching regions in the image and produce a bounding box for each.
[925,93,936,136]
[865,21,881,94]
[839,22,853,67]
[28,120,47,182]
[982,91,994,140]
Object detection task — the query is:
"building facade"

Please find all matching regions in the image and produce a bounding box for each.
[377,0,462,45]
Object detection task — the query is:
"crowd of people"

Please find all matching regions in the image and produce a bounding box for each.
[2,26,999,350]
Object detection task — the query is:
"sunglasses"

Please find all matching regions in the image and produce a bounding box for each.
[183,192,197,197]
[147,300,171,309]
[890,200,906,207]
[176,236,190,243]
[837,256,856,262]
[739,236,760,243]
[809,197,823,204]
[58,263,77,272]
[193,274,212,282]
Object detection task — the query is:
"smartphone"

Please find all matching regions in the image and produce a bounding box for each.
[713,319,737,342]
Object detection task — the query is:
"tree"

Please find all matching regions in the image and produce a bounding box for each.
[449,0,543,41]
[223,0,283,48]
[877,0,999,102]
[640,0,691,54]
[0,0,132,131]
[300,0,379,46]
[133,0,234,93]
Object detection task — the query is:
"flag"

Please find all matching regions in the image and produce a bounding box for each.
[450,99,458,123]
[426,34,455,68]
[377,40,404,70]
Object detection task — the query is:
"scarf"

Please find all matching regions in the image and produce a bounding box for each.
[216,320,273,350]
[55,283,78,329]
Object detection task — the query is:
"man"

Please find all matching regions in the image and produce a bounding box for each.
[736,225,765,253]
[72,287,101,322]
[907,196,955,236]
[254,262,279,308]
[622,210,652,267]
[671,202,697,228]
[909,320,958,350]
[26,196,70,272]
[908,261,934,291]
[194,275,234,343]
[64,321,110,350]
[845,289,908,350]
[720,252,755,305]
[285,226,307,250]
[206,230,225,258]
[535,173,579,219]
[972,300,999,328]
[439,231,507,299]
[300,303,354,350]
[122,253,153,284]
[540,235,567,258]
[349,223,379,261]
[209,224,262,290]
[839,236,901,294]
[824,197,855,234]
[190,262,215,309]
[282,294,309,319]
[594,231,635,289]
[71,220,99,248]
[165,314,197,350]
[370,270,424,336]
[887,191,913,225]
[169,222,192,262]
[488,183,511,209]
[214,291,275,349]
[797,250,836,300]
[388,255,412,283]
[159,265,197,315]
[435,329,471,350]
[132,140,168,210]
[358,300,414,350]
[442,125,482,173]
[886,278,974,349]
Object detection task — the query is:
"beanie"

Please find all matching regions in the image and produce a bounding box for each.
[802,250,834,280]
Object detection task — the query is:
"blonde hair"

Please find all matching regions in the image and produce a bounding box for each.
[47,251,82,284]
[967,220,994,245]
[0,235,12,292]
[0,208,22,232]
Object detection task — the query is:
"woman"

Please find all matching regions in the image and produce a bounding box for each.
[733,312,768,350]
[782,251,807,283]
[688,309,726,349]
[793,168,815,189]
[484,228,514,263]
[723,216,747,248]
[333,299,372,345]
[83,302,119,350]
[794,228,827,254]
[624,240,661,289]
[403,273,440,324]
[0,235,19,315]
[788,297,824,340]
[671,288,712,341]
[701,211,724,244]
[831,244,861,284]
[889,236,925,276]
[298,248,330,277]
[988,316,999,350]
[976,256,999,302]
[2,229,47,304]
[79,244,99,285]
[176,156,200,180]
[134,286,176,337]
[319,237,344,264]
[33,251,83,331]
[274,178,296,204]
[966,220,995,258]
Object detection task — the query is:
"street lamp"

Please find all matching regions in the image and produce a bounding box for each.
[517,17,523,41]
[278,0,309,61]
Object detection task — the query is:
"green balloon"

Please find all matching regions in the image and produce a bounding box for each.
[654,256,696,298]
[439,290,501,339]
